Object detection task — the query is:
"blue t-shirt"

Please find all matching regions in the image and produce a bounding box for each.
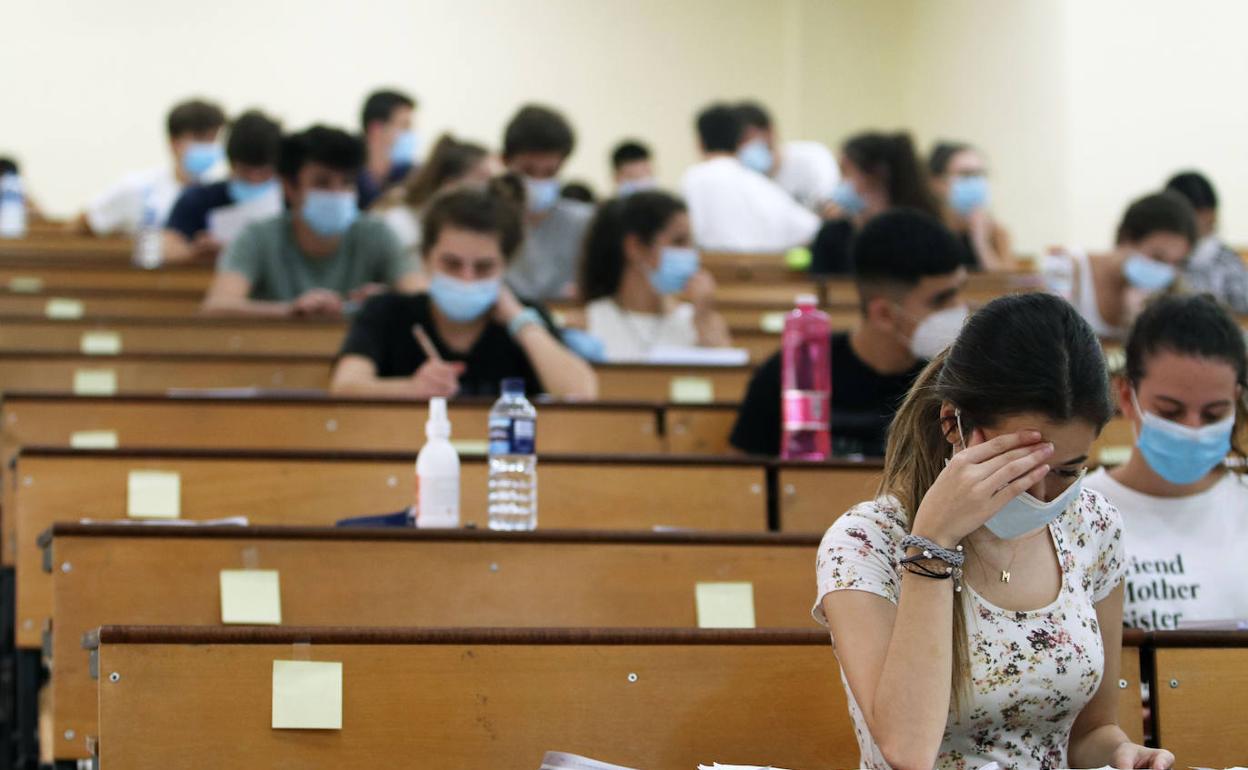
[165,181,234,238]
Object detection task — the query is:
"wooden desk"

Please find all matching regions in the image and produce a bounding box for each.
[664,403,740,455]
[595,363,752,403]
[776,460,885,533]
[1151,630,1248,765]
[0,351,331,392]
[48,525,820,760]
[0,287,204,317]
[0,261,212,293]
[0,315,345,356]
[93,625,853,769]
[13,450,770,647]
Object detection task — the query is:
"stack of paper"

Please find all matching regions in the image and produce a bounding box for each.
[540,752,638,770]
[697,764,794,770]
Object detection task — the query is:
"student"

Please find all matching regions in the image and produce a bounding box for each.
[163,110,283,264]
[375,134,490,263]
[358,89,419,209]
[681,103,820,253]
[1086,295,1247,630]
[611,140,655,195]
[928,141,1014,271]
[1164,170,1248,313]
[203,125,419,318]
[731,209,968,457]
[1044,191,1197,339]
[733,100,839,211]
[579,190,730,362]
[817,292,1172,770]
[0,157,46,224]
[560,182,596,204]
[331,182,598,399]
[81,98,226,235]
[501,104,593,301]
[810,130,942,275]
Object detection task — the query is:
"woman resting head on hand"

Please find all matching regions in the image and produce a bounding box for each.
[816,292,1173,770]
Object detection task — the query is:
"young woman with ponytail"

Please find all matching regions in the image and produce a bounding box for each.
[1086,294,1248,630]
[810,130,942,275]
[815,292,1173,770]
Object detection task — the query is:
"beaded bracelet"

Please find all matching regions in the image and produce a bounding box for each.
[899,534,965,567]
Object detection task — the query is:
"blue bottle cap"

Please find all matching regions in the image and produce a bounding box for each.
[501,378,526,396]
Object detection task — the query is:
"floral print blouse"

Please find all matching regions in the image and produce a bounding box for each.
[813,489,1127,770]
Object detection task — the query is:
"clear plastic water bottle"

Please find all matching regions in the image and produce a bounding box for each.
[781,294,832,460]
[0,173,27,239]
[488,378,538,531]
[132,188,163,269]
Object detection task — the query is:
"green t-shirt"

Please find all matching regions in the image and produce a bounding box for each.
[219,212,412,301]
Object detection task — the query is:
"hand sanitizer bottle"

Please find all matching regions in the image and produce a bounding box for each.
[415,397,460,528]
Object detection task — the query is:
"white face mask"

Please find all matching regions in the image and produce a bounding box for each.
[908,305,969,360]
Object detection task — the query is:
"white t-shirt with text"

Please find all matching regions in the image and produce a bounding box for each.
[1085,467,1248,630]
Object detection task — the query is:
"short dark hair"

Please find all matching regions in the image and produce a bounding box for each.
[226,110,283,167]
[422,177,525,261]
[611,141,651,170]
[1125,293,1248,463]
[1115,191,1197,246]
[361,89,416,132]
[695,104,741,153]
[166,99,226,139]
[851,208,965,309]
[502,105,575,160]
[561,182,596,204]
[928,141,971,176]
[1165,170,1218,212]
[733,101,772,131]
[0,157,18,177]
[580,191,687,302]
[278,125,365,182]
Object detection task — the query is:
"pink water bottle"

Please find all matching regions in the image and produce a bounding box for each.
[781,294,832,460]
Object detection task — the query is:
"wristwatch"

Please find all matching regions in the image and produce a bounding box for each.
[507,306,544,338]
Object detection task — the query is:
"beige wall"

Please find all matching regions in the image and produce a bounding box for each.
[6,0,1248,253]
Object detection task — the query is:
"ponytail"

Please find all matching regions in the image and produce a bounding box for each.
[843,130,942,219]
[578,190,687,302]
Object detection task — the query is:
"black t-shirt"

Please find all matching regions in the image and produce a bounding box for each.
[357,162,413,209]
[338,292,561,397]
[958,232,984,272]
[808,217,856,275]
[165,181,234,238]
[729,331,926,457]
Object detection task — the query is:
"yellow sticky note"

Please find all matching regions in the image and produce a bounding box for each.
[1098,445,1133,467]
[785,247,812,270]
[450,439,489,455]
[127,470,181,519]
[45,298,84,319]
[70,430,119,449]
[80,331,122,355]
[8,276,44,293]
[696,582,756,629]
[670,376,714,404]
[760,312,786,333]
[73,369,117,396]
[272,660,343,730]
[220,570,282,625]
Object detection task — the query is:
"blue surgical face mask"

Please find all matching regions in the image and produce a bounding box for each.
[648,246,700,296]
[182,143,223,180]
[1122,252,1178,292]
[830,179,866,216]
[429,274,501,322]
[1132,390,1234,484]
[300,190,359,237]
[949,176,989,216]
[954,410,1085,540]
[390,130,421,166]
[617,178,656,197]
[524,176,561,214]
[228,178,278,204]
[737,139,774,175]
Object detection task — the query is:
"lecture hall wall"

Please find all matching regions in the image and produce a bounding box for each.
[6,0,1248,256]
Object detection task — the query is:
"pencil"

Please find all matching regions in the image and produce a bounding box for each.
[412,324,442,363]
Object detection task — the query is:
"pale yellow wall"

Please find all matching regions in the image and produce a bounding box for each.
[3,0,795,217]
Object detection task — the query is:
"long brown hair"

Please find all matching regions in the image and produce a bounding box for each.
[880,293,1114,707]
[378,133,487,212]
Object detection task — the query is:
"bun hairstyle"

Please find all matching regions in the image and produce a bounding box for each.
[881,292,1113,707]
[579,190,687,302]
[842,130,942,219]
[421,174,525,261]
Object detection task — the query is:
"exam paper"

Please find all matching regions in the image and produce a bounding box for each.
[207,188,282,244]
[540,752,639,770]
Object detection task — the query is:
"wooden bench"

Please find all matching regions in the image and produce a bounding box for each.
[1151,630,1248,765]
[12,449,772,648]
[0,315,344,356]
[92,625,854,769]
[0,287,204,317]
[47,525,820,760]
[0,261,212,293]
